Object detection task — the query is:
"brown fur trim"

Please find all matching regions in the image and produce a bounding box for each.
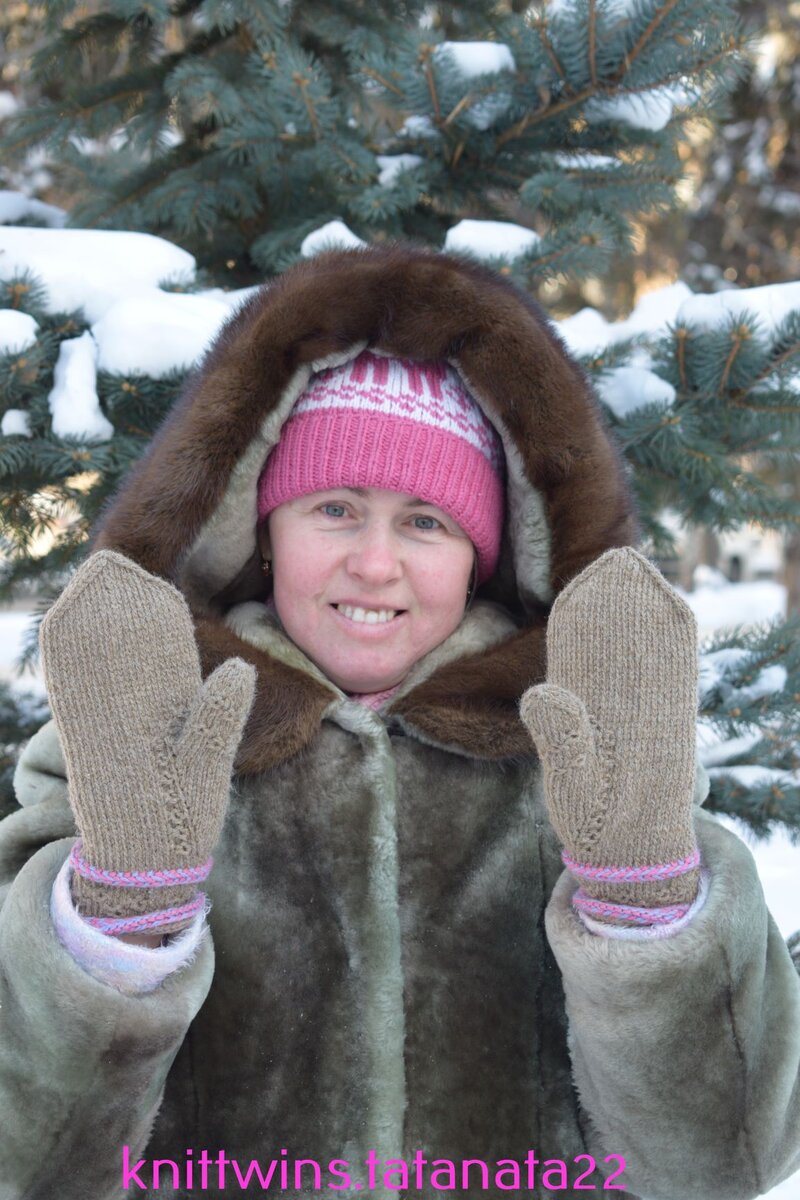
[193,618,336,774]
[389,623,548,761]
[93,243,638,768]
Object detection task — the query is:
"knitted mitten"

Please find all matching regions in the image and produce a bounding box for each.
[519,547,700,926]
[40,550,256,936]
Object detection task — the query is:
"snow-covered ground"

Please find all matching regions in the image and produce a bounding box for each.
[679,576,788,635]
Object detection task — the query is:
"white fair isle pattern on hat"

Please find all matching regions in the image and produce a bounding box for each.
[295,352,505,473]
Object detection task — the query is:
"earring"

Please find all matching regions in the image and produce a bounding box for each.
[465,560,478,608]
[261,557,271,576]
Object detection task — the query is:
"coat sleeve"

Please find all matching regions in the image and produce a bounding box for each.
[0,720,215,1200]
[545,808,800,1200]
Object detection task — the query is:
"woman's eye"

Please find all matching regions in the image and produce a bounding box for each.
[320,503,347,518]
[412,515,440,530]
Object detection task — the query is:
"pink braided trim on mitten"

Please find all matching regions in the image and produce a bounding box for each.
[83,893,206,935]
[70,840,212,888]
[561,847,700,883]
[572,890,691,925]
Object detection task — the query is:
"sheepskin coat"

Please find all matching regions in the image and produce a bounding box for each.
[1,245,799,1200]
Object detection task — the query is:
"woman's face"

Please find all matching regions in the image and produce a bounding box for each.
[259,487,475,694]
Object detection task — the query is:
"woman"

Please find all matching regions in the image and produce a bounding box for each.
[1,243,798,1199]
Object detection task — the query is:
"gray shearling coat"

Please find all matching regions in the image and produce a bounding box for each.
[1,245,799,1200]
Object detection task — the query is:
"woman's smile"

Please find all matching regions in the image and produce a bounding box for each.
[328,602,410,635]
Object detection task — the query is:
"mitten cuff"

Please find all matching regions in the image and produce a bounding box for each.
[572,891,694,924]
[51,848,208,994]
[69,839,211,935]
[562,846,701,924]
[577,868,711,940]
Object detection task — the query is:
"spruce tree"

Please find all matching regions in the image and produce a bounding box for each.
[1,0,799,841]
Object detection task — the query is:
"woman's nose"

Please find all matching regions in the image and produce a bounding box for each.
[345,526,402,583]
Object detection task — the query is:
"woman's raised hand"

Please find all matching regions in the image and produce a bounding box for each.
[519,548,701,925]
[40,550,256,936]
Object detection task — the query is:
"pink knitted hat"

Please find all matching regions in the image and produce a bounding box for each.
[257,351,505,583]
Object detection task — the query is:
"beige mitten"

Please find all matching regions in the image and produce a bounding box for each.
[40,550,256,936]
[520,547,700,926]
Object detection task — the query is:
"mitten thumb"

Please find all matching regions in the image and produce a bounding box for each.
[519,683,596,768]
[175,657,256,773]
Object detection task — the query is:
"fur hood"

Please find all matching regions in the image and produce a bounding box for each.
[93,243,637,772]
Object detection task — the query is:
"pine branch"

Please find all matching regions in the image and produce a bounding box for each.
[741,339,800,392]
[495,86,594,146]
[361,66,404,97]
[292,71,322,139]
[617,0,683,76]
[419,44,443,124]
[534,18,573,95]
[717,326,752,395]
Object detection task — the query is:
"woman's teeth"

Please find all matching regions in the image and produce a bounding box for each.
[334,604,400,624]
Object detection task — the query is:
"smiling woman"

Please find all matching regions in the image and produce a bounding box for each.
[253,350,504,694]
[2,244,799,1200]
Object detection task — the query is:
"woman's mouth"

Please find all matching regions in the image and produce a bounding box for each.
[330,603,406,627]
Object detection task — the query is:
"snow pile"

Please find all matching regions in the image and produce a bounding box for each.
[0,309,39,353]
[48,332,113,441]
[444,219,540,261]
[595,366,676,417]
[435,42,515,78]
[681,579,787,635]
[585,88,681,132]
[376,155,423,187]
[551,152,619,170]
[0,91,19,121]
[557,308,612,355]
[93,292,233,377]
[0,190,65,228]
[398,115,440,140]
[0,227,195,322]
[559,282,693,354]
[677,280,800,337]
[300,220,366,257]
[298,214,541,266]
[1,410,31,437]
[0,221,260,398]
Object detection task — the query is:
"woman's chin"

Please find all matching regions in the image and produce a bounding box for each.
[340,674,402,695]
[326,659,405,695]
